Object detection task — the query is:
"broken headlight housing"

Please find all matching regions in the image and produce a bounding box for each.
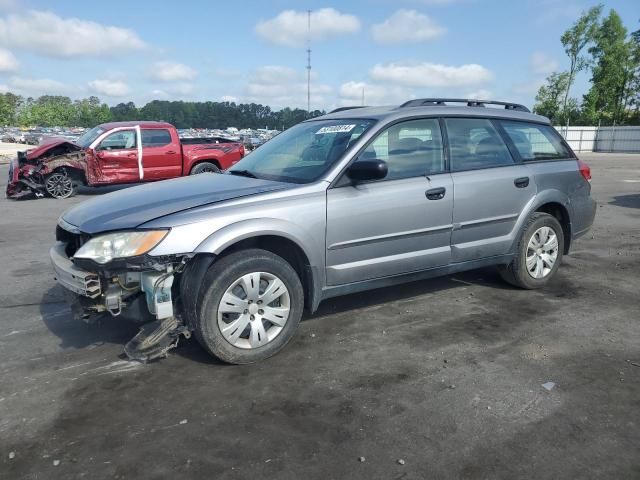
[74,230,169,264]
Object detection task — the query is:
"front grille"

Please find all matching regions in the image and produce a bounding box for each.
[56,225,90,257]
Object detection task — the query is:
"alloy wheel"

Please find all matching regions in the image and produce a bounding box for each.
[45,172,74,199]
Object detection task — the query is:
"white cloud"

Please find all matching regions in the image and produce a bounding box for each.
[252,65,298,84]
[255,8,360,47]
[0,47,17,72]
[221,95,238,103]
[371,10,445,44]
[88,79,129,97]
[339,80,414,106]
[0,10,145,57]
[370,61,493,88]
[530,52,559,76]
[9,76,69,95]
[465,89,493,100]
[166,83,196,96]
[148,61,198,82]
[150,89,169,99]
[244,65,332,109]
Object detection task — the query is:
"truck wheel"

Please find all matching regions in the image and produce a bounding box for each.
[191,162,220,175]
[499,212,564,289]
[194,248,304,364]
[44,171,77,199]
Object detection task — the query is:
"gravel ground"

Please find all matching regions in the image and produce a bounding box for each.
[0,153,638,480]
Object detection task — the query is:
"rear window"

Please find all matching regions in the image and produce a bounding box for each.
[500,121,572,161]
[142,129,172,147]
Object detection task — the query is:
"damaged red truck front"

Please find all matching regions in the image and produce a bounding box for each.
[6,121,245,199]
[7,139,86,199]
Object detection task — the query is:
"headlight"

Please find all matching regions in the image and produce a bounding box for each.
[74,230,168,264]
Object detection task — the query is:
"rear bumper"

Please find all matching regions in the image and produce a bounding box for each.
[50,243,101,298]
[572,196,597,241]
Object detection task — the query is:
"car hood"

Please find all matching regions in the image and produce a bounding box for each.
[61,174,292,234]
[26,138,81,160]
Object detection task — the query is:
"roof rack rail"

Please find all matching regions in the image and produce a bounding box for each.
[399,98,530,113]
[328,106,367,114]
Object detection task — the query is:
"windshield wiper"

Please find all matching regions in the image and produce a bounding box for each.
[228,169,259,179]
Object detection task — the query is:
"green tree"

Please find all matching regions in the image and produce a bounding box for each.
[533,72,571,123]
[560,4,602,121]
[583,10,637,124]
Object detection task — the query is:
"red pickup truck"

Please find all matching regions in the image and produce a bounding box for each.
[6,121,245,199]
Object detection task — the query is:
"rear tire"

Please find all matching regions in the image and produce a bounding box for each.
[190,162,220,175]
[499,212,564,289]
[194,248,304,364]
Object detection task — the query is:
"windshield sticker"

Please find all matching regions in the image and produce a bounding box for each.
[316,124,356,134]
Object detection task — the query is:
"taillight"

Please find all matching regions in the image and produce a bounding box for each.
[240,145,245,157]
[577,159,591,182]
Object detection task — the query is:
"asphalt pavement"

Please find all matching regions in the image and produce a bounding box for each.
[0,153,639,479]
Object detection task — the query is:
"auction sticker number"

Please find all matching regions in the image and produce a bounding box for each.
[316,124,356,134]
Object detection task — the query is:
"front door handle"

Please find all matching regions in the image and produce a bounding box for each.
[127,153,137,159]
[165,150,177,155]
[514,177,530,188]
[426,187,446,200]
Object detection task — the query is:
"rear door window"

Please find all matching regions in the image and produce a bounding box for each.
[444,118,514,171]
[141,129,172,147]
[499,121,572,161]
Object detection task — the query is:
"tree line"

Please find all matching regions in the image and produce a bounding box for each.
[534,6,640,126]
[0,93,324,130]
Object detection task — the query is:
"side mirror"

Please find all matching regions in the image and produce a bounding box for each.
[95,150,105,159]
[346,159,388,182]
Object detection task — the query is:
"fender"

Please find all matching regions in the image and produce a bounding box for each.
[510,188,572,252]
[194,218,325,312]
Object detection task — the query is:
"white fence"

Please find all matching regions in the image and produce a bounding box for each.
[554,126,640,153]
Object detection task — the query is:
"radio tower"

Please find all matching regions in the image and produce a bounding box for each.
[306,9,311,115]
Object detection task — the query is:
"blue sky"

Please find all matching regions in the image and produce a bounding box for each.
[0,0,637,111]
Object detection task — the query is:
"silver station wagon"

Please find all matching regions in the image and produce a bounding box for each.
[51,98,596,364]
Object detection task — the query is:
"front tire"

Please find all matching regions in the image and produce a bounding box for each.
[190,162,221,175]
[44,171,77,199]
[499,212,564,289]
[194,249,304,364]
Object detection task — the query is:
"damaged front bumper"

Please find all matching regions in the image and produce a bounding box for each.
[50,242,192,361]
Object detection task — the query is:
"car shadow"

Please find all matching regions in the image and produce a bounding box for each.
[610,194,640,209]
[39,267,519,366]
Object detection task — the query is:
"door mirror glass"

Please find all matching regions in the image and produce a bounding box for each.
[347,159,388,182]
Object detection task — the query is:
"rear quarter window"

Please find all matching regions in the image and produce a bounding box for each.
[500,121,572,161]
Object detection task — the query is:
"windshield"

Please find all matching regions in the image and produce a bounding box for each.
[76,126,106,148]
[228,119,375,183]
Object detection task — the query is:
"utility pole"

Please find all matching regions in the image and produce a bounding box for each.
[361,87,365,106]
[306,9,311,115]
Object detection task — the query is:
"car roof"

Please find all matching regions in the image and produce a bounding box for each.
[98,121,174,130]
[314,102,550,125]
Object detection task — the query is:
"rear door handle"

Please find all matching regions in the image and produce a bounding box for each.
[514,177,530,188]
[165,150,177,154]
[426,187,446,200]
[127,153,137,159]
